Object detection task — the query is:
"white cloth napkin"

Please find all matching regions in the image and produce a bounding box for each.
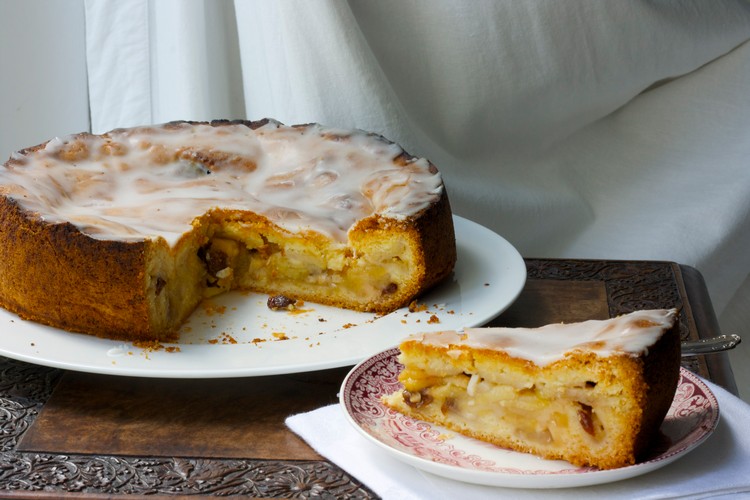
[287,378,750,499]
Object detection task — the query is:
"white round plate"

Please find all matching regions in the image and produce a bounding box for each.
[0,216,526,378]
[340,348,719,489]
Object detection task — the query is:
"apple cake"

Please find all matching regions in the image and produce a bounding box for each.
[381,309,681,470]
[0,119,456,341]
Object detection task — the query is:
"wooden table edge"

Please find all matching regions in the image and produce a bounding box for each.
[678,264,738,396]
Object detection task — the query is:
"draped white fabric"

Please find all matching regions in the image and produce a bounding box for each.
[0,0,89,159]
[84,0,245,130]
[2,0,750,400]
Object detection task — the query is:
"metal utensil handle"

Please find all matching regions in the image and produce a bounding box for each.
[681,334,742,357]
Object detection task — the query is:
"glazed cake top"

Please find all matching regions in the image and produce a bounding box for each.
[406,309,677,366]
[0,120,444,246]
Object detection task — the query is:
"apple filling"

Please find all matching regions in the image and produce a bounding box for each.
[396,369,625,457]
[194,220,417,311]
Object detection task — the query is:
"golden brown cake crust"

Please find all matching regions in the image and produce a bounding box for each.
[634,316,681,460]
[0,196,155,341]
[0,119,456,341]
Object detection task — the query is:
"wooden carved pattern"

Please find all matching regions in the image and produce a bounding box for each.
[0,260,706,496]
[525,259,702,374]
[526,259,683,314]
[0,357,375,498]
[0,452,374,498]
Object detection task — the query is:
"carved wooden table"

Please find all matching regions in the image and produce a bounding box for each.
[0,259,736,498]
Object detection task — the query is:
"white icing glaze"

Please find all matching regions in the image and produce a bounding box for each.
[0,121,444,246]
[406,309,677,366]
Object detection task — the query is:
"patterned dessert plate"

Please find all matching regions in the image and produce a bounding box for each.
[340,347,719,489]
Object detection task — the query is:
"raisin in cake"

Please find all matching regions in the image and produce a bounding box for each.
[0,119,456,341]
[381,309,680,470]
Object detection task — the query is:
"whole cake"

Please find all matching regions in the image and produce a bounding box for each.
[0,119,456,341]
[381,309,681,470]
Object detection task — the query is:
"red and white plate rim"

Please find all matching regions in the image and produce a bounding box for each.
[340,347,719,489]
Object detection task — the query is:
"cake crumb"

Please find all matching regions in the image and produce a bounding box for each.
[408,300,427,313]
[427,315,440,324]
[289,306,313,315]
[201,301,227,316]
[133,340,164,351]
[210,333,238,344]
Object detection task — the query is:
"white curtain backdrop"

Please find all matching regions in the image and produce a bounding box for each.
[2,0,750,400]
[0,0,89,159]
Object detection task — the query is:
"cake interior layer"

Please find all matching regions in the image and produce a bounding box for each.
[146,212,424,335]
[387,347,646,469]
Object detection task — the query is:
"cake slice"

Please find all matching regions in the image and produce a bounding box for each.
[381,309,681,470]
